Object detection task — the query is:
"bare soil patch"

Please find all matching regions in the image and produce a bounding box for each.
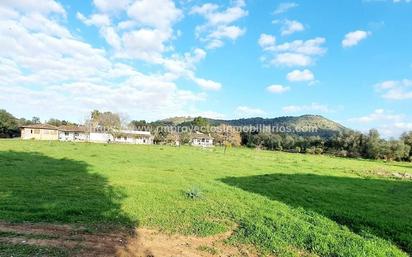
[0,222,260,257]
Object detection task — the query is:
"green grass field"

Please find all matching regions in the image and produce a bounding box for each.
[0,140,411,256]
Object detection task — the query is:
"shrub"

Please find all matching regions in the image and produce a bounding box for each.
[185,186,202,199]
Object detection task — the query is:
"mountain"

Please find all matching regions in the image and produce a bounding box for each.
[208,115,349,138]
[155,115,350,138]
[155,116,194,126]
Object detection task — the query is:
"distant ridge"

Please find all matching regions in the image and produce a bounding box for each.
[155,115,350,138]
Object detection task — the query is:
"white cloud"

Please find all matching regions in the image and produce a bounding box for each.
[191,0,247,25]
[282,103,331,114]
[279,20,304,36]
[159,48,222,91]
[191,0,248,49]
[287,69,315,82]
[273,2,298,14]
[0,0,66,16]
[348,109,403,123]
[120,28,168,61]
[76,13,111,27]
[117,20,137,30]
[266,84,290,94]
[342,30,371,48]
[208,25,245,40]
[75,0,223,93]
[0,72,208,122]
[347,109,410,138]
[259,36,327,67]
[93,0,130,13]
[100,26,122,50]
[20,13,71,38]
[235,106,266,117]
[192,78,222,91]
[127,0,182,31]
[76,0,183,64]
[258,34,276,50]
[0,1,222,122]
[375,79,412,100]
[273,53,312,66]
[274,37,326,55]
[191,110,225,119]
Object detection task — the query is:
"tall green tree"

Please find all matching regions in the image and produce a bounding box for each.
[401,131,412,159]
[0,110,19,138]
[191,117,210,132]
[129,120,147,130]
[364,129,382,159]
[90,110,121,130]
[31,116,41,124]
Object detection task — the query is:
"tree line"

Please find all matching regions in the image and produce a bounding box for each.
[240,129,412,162]
[1,109,411,162]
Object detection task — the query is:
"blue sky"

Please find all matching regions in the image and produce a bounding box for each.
[0,0,411,137]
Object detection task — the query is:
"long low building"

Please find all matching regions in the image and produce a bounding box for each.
[21,124,153,144]
[58,125,88,141]
[21,124,59,140]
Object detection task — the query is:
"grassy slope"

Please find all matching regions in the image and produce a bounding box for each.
[0,140,411,256]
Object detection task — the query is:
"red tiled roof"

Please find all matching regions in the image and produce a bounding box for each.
[21,124,58,130]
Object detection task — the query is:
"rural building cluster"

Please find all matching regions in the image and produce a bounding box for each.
[20,124,214,147]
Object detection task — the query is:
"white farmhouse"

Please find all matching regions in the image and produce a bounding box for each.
[58,125,88,141]
[113,130,153,144]
[89,129,153,144]
[191,132,214,147]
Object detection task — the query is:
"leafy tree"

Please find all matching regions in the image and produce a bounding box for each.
[129,120,147,130]
[0,110,19,138]
[17,118,33,126]
[90,110,121,130]
[165,133,180,145]
[46,118,71,127]
[211,125,241,146]
[179,132,192,145]
[152,129,169,144]
[387,140,410,161]
[364,129,382,159]
[31,116,41,124]
[191,117,209,132]
[401,132,412,159]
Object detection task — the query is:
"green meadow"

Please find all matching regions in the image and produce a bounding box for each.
[0,140,411,256]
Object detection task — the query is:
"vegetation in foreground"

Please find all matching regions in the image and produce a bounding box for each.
[0,140,411,256]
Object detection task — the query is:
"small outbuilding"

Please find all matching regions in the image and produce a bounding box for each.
[58,125,88,142]
[113,130,153,145]
[191,132,214,147]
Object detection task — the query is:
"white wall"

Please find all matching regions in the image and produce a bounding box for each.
[192,138,214,147]
[90,132,153,144]
[114,135,153,144]
[21,128,59,140]
[59,131,87,141]
[89,132,114,143]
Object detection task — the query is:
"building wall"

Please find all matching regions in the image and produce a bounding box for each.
[21,128,59,140]
[59,131,88,142]
[89,132,114,143]
[21,129,153,144]
[192,138,214,147]
[114,136,153,144]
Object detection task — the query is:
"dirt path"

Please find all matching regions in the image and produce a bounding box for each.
[0,222,259,257]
